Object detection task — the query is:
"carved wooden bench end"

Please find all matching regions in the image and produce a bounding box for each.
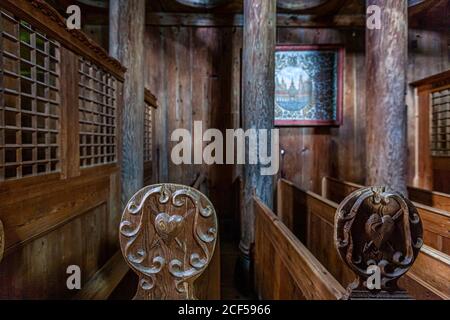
[335,186,424,299]
[119,184,218,300]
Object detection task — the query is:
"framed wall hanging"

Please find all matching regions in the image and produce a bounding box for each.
[274,45,344,126]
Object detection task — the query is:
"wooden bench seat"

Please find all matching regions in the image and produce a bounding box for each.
[278,179,450,300]
[322,177,450,255]
[254,197,346,300]
[73,251,129,300]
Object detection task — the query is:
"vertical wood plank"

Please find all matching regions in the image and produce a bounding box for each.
[59,47,80,179]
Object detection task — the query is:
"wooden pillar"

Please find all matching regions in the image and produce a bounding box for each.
[366,0,408,196]
[109,0,146,206]
[237,0,276,293]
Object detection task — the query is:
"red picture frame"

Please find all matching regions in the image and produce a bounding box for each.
[274,44,345,127]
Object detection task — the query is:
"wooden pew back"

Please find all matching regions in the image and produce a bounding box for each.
[254,197,346,300]
[408,186,450,212]
[322,177,450,212]
[278,179,450,300]
[322,177,450,255]
[120,184,219,300]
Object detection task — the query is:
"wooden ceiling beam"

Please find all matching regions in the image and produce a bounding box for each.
[409,0,443,16]
[276,0,346,15]
[146,12,365,27]
[173,0,233,9]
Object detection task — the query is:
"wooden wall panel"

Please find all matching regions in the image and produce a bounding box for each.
[0,167,120,299]
[0,200,115,299]
[144,24,449,213]
[144,26,242,224]
[408,30,450,188]
[276,28,366,194]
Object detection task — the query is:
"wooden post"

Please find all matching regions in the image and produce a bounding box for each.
[109,0,146,206]
[366,0,408,196]
[237,0,276,293]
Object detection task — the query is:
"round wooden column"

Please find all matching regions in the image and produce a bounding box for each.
[237,0,276,293]
[109,0,146,206]
[366,0,408,196]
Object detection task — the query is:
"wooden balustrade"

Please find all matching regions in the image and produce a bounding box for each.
[254,197,346,300]
[277,179,450,300]
[322,177,450,255]
[0,0,125,298]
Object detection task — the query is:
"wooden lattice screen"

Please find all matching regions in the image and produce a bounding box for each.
[431,88,450,157]
[144,102,152,162]
[0,9,60,181]
[78,57,117,168]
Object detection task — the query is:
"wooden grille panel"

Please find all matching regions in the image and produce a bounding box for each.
[431,89,450,156]
[0,10,61,181]
[78,57,117,168]
[144,103,152,162]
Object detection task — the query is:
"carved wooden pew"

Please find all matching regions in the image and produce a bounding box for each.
[323,176,450,211]
[408,186,450,212]
[322,177,450,255]
[119,183,219,300]
[278,179,450,300]
[254,197,346,300]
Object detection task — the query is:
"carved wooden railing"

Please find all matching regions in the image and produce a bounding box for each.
[120,183,218,299]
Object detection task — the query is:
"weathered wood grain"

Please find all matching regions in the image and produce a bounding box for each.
[240,0,276,277]
[109,0,146,207]
[59,47,81,180]
[366,0,408,195]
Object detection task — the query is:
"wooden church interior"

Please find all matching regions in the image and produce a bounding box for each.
[0,0,449,300]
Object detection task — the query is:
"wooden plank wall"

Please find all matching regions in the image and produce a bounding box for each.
[143,24,449,215]
[144,26,242,224]
[0,164,121,299]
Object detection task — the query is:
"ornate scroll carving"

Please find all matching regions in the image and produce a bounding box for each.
[119,184,217,300]
[335,187,423,299]
[0,220,4,263]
